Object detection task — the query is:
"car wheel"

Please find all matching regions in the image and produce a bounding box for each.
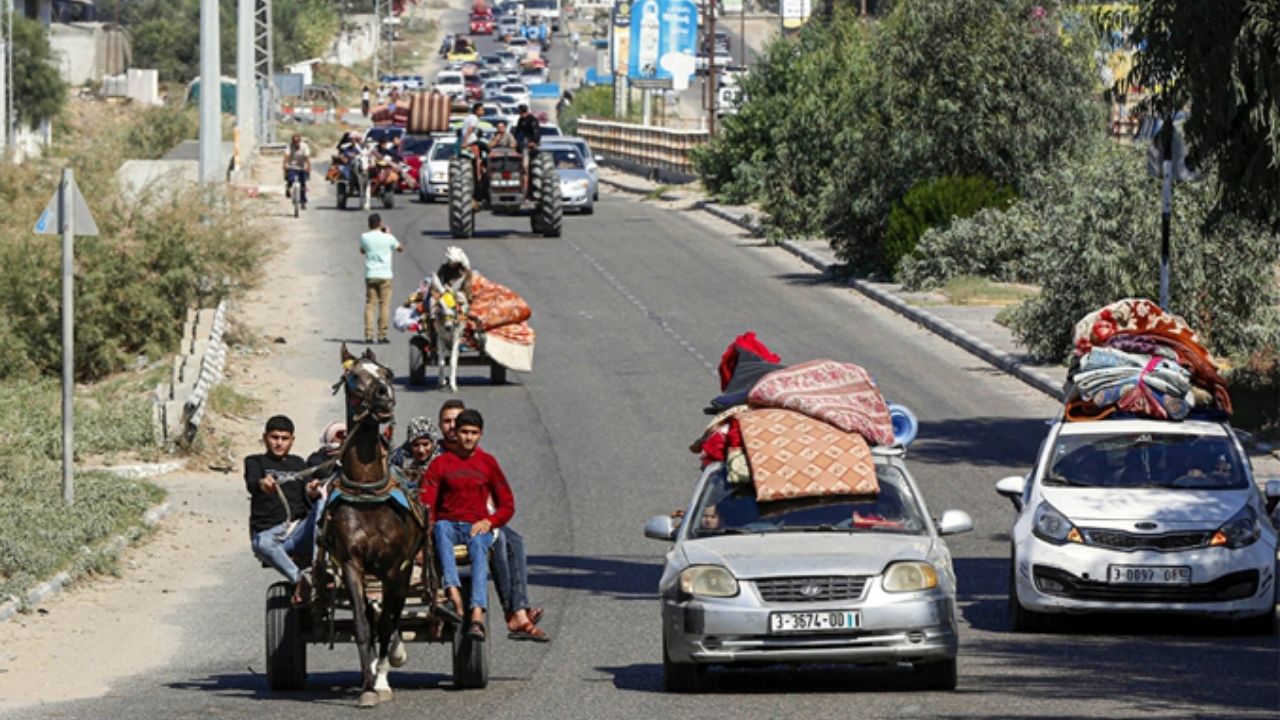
[913,658,957,691]
[1008,549,1054,633]
[661,637,705,693]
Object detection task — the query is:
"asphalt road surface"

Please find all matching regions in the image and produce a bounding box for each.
[9,172,1277,719]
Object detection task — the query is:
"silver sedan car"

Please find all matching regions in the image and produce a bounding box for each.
[644,450,973,692]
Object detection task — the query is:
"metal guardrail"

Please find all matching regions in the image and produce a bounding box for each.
[576,118,709,177]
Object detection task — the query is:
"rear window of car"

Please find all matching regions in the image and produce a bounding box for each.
[688,465,927,538]
[1047,431,1248,490]
[501,85,525,93]
[437,73,463,84]
[402,137,433,155]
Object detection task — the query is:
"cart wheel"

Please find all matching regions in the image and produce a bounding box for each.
[382,187,395,209]
[409,336,429,387]
[451,612,489,689]
[489,361,507,386]
[265,581,307,691]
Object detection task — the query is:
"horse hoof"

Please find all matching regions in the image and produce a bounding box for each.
[390,643,409,668]
[377,687,394,702]
[358,691,380,708]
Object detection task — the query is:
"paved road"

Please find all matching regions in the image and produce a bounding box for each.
[9,180,1276,719]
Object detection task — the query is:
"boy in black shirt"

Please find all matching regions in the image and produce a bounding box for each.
[246,415,323,604]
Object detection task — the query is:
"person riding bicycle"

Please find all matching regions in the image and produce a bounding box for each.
[283,134,312,210]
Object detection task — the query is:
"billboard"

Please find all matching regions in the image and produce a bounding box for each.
[628,0,698,89]
[781,0,812,35]
[611,0,632,77]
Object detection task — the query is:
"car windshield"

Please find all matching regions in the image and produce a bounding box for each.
[549,148,582,168]
[437,74,462,84]
[688,465,928,538]
[431,143,456,160]
[1046,431,1248,490]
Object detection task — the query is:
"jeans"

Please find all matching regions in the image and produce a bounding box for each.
[251,495,325,584]
[434,519,494,611]
[285,168,309,204]
[365,278,393,341]
[490,527,530,614]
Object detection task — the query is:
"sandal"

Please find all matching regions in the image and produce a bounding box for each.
[507,622,550,643]
[527,607,544,626]
[467,621,487,641]
[291,576,311,606]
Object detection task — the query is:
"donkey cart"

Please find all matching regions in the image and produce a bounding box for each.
[264,551,489,693]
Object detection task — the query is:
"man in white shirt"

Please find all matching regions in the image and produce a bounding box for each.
[359,213,404,344]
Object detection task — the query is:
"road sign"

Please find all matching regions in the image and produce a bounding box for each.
[630,77,672,89]
[34,176,99,236]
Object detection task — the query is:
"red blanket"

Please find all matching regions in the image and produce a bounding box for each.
[748,359,896,446]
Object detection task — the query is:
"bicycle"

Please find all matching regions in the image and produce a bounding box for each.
[287,173,302,217]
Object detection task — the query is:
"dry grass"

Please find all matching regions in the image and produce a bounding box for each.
[940,275,1039,306]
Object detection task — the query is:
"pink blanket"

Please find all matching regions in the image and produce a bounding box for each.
[748,359,895,446]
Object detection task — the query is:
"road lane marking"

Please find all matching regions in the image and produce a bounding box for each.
[562,238,716,377]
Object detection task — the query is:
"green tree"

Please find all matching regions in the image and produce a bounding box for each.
[825,0,1100,270]
[1133,1,1280,227]
[12,16,67,127]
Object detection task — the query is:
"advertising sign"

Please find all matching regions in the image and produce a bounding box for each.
[628,0,698,89]
[611,0,632,76]
[781,0,811,35]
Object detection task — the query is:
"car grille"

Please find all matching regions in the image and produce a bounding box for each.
[1033,566,1259,603]
[754,576,869,603]
[1081,528,1212,552]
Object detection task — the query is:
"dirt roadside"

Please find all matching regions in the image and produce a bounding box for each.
[0,169,347,712]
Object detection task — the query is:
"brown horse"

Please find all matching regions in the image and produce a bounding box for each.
[320,344,426,708]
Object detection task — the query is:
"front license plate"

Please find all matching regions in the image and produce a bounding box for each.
[769,611,860,634]
[1107,565,1192,585]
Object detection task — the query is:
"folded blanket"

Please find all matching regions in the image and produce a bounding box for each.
[1073,347,1194,420]
[747,359,895,446]
[1072,298,1230,414]
[468,272,532,330]
[737,409,878,502]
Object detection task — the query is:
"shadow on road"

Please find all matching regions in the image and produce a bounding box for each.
[597,662,937,694]
[166,669,452,704]
[911,416,1046,468]
[527,554,661,601]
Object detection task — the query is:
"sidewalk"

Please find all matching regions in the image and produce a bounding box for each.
[596,167,1280,473]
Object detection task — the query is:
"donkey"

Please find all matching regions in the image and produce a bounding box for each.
[430,246,475,393]
[320,344,427,708]
[354,145,376,211]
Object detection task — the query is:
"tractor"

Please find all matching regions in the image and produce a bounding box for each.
[447,145,563,239]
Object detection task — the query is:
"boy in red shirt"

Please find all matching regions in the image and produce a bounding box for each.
[421,408,514,641]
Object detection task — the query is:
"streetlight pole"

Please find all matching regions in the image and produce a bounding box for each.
[199,0,222,183]
[1158,116,1173,310]
[706,0,716,136]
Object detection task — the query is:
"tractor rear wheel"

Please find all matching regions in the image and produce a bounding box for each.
[528,152,546,234]
[449,158,475,239]
[534,154,562,238]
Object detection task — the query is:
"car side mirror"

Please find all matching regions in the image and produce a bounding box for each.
[995,475,1025,512]
[936,509,973,536]
[594,153,604,162]
[644,515,678,541]
[1264,479,1280,516]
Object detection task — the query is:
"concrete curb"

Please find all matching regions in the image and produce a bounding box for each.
[604,172,1064,401]
[0,501,172,624]
[153,300,231,446]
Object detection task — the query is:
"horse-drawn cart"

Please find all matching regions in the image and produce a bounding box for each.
[408,334,509,386]
[264,557,489,692]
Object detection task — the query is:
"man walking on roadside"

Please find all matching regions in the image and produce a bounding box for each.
[360,213,403,344]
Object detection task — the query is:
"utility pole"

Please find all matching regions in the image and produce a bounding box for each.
[199,0,222,183]
[236,0,257,168]
[706,0,717,136]
[2,0,11,154]
[372,0,381,83]
[0,0,7,158]
[1158,116,1173,310]
[254,0,275,145]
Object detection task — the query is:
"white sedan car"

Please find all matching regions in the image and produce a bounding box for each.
[418,138,458,202]
[997,416,1279,634]
[432,71,466,99]
[500,83,531,107]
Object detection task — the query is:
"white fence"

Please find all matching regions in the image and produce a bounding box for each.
[576,118,709,177]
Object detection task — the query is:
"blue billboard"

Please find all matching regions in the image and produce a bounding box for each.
[627,0,698,86]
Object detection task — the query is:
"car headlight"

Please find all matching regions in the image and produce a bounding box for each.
[1032,501,1083,545]
[562,179,589,191]
[1210,504,1260,548]
[881,561,939,593]
[431,170,448,182]
[678,565,739,598]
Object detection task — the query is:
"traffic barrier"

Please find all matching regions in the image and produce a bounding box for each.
[576,118,709,177]
[152,299,230,446]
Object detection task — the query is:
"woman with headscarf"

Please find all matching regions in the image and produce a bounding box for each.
[390,416,440,490]
[306,419,347,470]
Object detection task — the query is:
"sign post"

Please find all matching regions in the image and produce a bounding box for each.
[35,169,99,505]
